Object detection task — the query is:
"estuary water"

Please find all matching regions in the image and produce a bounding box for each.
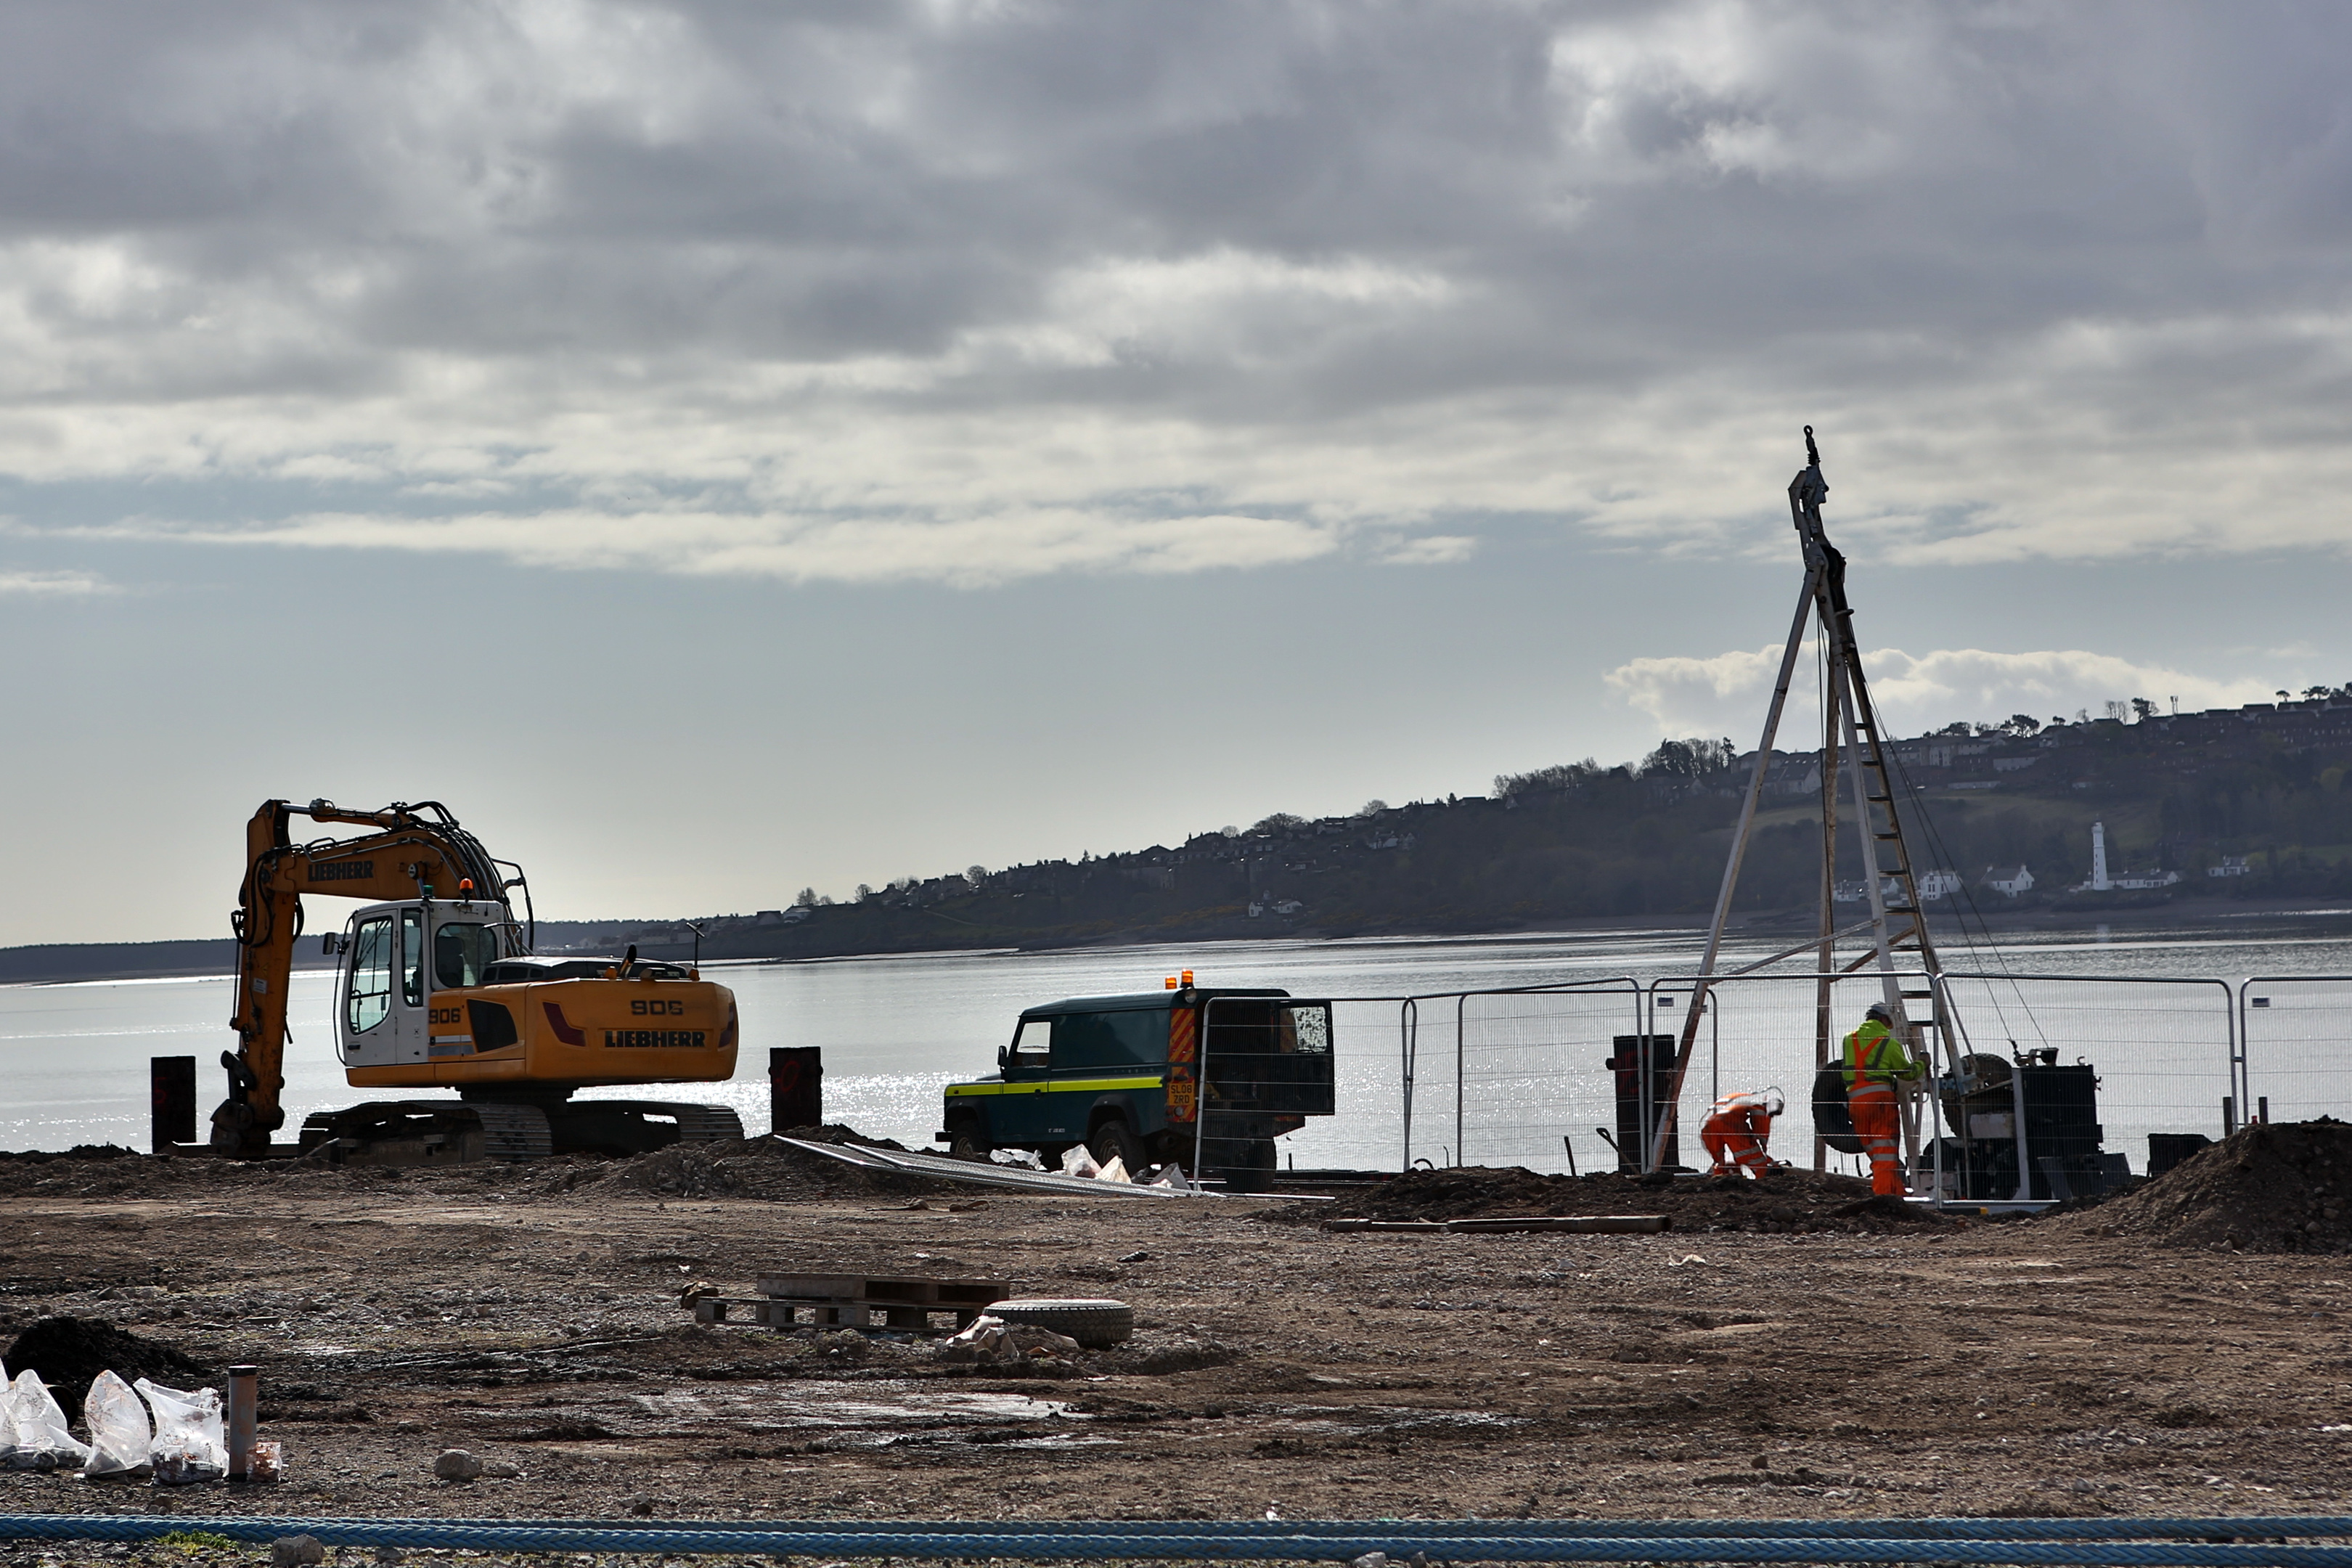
[5,917,2351,1173]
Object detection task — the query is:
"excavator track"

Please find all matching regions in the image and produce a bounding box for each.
[606,1101,746,1144]
[298,1098,735,1164]
[295,1100,532,1167]
[470,1101,555,1160]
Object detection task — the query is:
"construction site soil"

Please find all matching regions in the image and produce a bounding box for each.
[1,1125,2348,1566]
[1282,1166,1948,1233]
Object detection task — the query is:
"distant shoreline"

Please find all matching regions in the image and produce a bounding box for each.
[12,895,2348,987]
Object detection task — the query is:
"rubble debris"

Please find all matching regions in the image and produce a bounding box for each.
[1278,1163,1952,1233]
[936,1314,1085,1365]
[1327,1214,1668,1235]
[1,1315,211,1410]
[592,1132,954,1200]
[2044,1119,2352,1251]
[271,1535,326,1567]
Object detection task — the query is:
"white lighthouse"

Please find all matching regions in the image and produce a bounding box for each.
[2090,820,2112,891]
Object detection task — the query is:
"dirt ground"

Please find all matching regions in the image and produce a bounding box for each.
[1,1130,2349,1565]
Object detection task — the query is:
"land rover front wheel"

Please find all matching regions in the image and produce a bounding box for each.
[1087,1117,1145,1174]
[945,1114,990,1162]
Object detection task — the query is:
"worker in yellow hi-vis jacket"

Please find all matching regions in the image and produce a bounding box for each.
[1843,1003,1921,1196]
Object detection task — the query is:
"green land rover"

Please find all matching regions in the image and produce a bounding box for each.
[936,984,1336,1190]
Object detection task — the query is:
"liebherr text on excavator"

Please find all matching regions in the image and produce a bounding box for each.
[213,798,743,1162]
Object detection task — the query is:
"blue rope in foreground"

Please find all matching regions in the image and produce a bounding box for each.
[1,1516,2348,1561]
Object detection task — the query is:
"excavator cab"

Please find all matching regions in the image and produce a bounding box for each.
[334,897,523,1069]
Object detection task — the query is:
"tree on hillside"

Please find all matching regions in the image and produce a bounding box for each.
[1640,738,1738,778]
[1494,760,1601,799]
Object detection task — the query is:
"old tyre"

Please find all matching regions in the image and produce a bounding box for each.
[985,1297,1135,1349]
[1087,1116,1146,1174]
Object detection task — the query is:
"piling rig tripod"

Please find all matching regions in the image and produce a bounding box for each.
[1644,428,1945,1174]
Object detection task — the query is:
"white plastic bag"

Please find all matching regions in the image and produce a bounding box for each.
[1095,1154,1132,1184]
[81,1370,152,1479]
[135,1378,225,1485]
[0,1374,20,1466]
[1060,1146,1102,1179]
[4,1369,91,1472]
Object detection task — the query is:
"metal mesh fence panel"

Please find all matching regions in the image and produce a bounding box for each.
[1937,974,2235,1179]
[1447,984,1643,1175]
[2240,977,2352,1127]
[1255,997,1409,1173]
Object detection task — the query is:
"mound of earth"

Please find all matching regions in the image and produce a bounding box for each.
[589,1130,954,1200]
[1288,1163,1952,1234]
[2045,1119,2352,1252]
[0,1143,139,1164]
[2,1315,213,1408]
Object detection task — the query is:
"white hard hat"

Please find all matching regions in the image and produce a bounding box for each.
[1763,1087,1786,1117]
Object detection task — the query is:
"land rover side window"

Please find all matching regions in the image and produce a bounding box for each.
[400,909,423,1008]
[434,922,499,990]
[1010,1017,1053,1069]
[1055,1009,1166,1068]
[347,917,393,1034]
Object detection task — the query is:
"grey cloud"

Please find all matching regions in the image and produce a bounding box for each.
[0,1,2349,575]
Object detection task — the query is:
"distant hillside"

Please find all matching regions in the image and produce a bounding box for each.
[558,693,2352,963]
[0,940,338,986]
[12,694,2352,984]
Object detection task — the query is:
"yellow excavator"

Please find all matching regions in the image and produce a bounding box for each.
[216,799,743,1162]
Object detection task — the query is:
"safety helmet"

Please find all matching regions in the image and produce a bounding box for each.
[1865,1002,1893,1024]
[1762,1087,1786,1118]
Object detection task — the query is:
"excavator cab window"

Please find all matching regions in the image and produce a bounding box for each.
[347,915,394,1034]
[433,922,499,990]
[400,908,424,1008]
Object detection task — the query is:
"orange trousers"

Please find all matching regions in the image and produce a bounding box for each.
[1701,1117,1770,1177]
[1848,1081,1905,1196]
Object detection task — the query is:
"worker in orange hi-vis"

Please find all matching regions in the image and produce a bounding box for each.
[1843,1002,1922,1197]
[1700,1088,1784,1177]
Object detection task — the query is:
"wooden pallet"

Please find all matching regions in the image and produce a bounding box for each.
[693,1271,1013,1336]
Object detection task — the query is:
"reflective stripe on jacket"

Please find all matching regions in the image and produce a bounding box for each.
[1842,1019,1917,1090]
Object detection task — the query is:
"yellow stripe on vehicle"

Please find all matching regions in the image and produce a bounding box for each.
[945,1076,1164,1098]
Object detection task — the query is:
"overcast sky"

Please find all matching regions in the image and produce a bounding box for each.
[4,1,2348,944]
